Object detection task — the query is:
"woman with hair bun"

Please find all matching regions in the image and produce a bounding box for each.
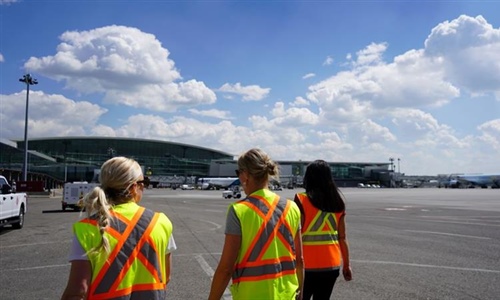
[209,148,304,300]
[61,156,176,300]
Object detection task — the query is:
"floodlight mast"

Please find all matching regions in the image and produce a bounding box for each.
[19,74,38,181]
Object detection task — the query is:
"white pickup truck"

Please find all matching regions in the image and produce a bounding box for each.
[0,175,27,229]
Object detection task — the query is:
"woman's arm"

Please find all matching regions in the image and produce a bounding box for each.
[164,253,172,285]
[208,234,241,300]
[338,214,352,281]
[61,260,92,300]
[294,229,305,300]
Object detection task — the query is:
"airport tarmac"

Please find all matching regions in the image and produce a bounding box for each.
[1,188,499,300]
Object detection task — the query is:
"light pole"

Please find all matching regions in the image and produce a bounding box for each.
[19,74,38,181]
[389,157,394,171]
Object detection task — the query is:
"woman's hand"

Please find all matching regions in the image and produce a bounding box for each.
[342,266,353,281]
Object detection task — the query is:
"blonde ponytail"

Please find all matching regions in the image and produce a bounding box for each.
[82,186,112,254]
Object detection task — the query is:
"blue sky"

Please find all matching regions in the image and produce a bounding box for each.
[1,0,499,175]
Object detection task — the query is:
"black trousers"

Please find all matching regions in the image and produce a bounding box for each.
[303,269,340,300]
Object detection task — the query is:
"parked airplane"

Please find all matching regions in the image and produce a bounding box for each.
[457,173,500,189]
[198,177,239,190]
[437,173,461,188]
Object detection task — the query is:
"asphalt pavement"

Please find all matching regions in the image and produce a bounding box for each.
[1,187,499,300]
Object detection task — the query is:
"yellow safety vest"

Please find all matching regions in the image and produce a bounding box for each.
[295,192,343,271]
[230,189,301,300]
[74,202,173,299]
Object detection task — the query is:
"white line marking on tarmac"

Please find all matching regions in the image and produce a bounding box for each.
[362,215,500,227]
[12,263,69,271]
[199,219,223,230]
[352,259,500,273]
[195,254,215,276]
[195,254,232,300]
[0,241,67,249]
[204,209,226,213]
[405,230,491,240]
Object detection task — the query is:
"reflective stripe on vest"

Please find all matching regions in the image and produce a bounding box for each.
[232,194,296,283]
[81,207,166,300]
[303,211,338,244]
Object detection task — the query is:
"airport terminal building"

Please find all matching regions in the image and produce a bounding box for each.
[0,137,393,188]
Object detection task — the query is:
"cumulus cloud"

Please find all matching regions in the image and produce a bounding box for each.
[425,15,500,99]
[351,42,388,67]
[0,53,4,62]
[477,119,500,150]
[301,14,500,174]
[357,119,397,144]
[0,90,107,139]
[111,114,269,156]
[24,25,216,112]
[389,108,471,149]
[290,96,310,107]
[308,44,460,124]
[269,102,319,126]
[218,82,270,101]
[305,15,500,126]
[302,73,315,79]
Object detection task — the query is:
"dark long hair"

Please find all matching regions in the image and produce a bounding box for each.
[303,160,345,212]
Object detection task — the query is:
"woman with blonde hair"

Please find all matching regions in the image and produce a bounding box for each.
[61,156,176,300]
[209,148,304,300]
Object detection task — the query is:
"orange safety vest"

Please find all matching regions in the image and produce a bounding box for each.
[295,193,343,271]
[74,203,172,300]
[230,190,300,299]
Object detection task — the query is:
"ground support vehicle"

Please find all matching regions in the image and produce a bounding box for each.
[0,175,27,229]
[222,186,242,199]
[181,184,194,190]
[62,182,99,211]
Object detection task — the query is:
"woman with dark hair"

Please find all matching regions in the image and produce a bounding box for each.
[294,159,352,300]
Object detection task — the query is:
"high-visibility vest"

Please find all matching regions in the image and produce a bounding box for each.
[229,189,301,300]
[74,202,173,300]
[295,192,344,271]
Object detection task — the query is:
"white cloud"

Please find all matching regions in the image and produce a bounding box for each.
[0,90,107,139]
[303,15,500,174]
[290,96,310,107]
[24,25,216,112]
[477,119,500,150]
[308,44,460,122]
[351,42,387,67]
[218,82,270,101]
[188,108,233,120]
[112,114,270,156]
[302,73,315,79]
[268,102,320,127]
[323,56,333,66]
[0,53,4,62]
[357,119,397,144]
[425,15,500,99]
[390,108,471,148]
